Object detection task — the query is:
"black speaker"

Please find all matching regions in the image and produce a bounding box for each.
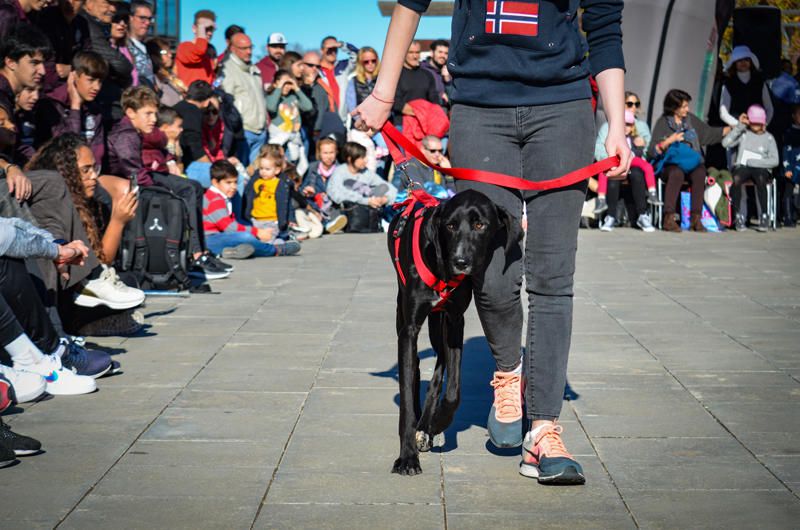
[732,6,782,78]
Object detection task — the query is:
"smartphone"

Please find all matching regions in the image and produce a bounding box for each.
[129,173,139,195]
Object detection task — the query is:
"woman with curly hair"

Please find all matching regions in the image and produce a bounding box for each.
[27,134,138,265]
[26,134,145,336]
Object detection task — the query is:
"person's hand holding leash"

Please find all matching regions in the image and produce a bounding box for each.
[604,130,632,178]
[352,92,393,135]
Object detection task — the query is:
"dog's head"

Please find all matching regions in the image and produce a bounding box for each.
[425,189,523,277]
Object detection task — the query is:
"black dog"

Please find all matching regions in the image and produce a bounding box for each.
[388,189,522,475]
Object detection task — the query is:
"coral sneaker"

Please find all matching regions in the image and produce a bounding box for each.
[487,370,524,448]
[520,422,585,485]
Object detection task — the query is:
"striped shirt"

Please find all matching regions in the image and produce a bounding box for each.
[202,186,258,236]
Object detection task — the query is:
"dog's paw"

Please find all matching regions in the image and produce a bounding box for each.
[416,431,445,452]
[392,455,422,476]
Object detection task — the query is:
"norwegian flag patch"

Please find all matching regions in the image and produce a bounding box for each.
[485,1,539,37]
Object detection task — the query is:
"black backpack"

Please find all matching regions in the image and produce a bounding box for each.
[117,186,191,290]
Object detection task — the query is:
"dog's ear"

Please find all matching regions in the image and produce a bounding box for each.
[423,206,445,271]
[495,204,523,257]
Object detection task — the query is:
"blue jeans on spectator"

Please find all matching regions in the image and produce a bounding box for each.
[205,231,276,257]
[449,99,594,422]
[239,129,267,167]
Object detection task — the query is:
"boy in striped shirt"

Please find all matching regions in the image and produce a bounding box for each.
[203,160,300,258]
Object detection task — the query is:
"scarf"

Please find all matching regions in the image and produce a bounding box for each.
[202,118,226,162]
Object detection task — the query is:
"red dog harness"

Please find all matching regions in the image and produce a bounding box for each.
[390,188,465,312]
[382,122,620,313]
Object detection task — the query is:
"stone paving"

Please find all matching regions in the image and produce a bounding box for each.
[2,228,800,529]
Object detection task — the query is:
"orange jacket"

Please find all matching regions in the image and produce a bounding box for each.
[176,38,215,88]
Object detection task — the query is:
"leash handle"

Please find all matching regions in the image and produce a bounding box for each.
[380,122,620,192]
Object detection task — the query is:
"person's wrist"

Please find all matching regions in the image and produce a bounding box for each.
[370,92,394,105]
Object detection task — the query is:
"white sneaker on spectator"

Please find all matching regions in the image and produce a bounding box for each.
[75,266,145,310]
[0,364,46,403]
[16,353,97,396]
[636,213,656,233]
[599,216,616,232]
[325,215,348,234]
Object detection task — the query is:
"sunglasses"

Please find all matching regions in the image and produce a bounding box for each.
[362,59,377,65]
[304,62,320,68]
[325,47,338,54]
[424,147,443,153]
[625,101,641,108]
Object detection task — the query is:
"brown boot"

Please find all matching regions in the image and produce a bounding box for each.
[690,213,707,232]
[662,213,681,232]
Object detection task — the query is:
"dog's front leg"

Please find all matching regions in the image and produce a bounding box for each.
[393,320,423,475]
[430,312,465,436]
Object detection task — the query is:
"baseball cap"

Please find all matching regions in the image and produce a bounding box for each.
[268,33,287,46]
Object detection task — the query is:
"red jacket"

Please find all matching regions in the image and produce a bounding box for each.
[388,99,450,162]
[176,38,215,88]
[141,128,175,174]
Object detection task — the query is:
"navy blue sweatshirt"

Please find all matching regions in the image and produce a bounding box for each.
[398,0,624,107]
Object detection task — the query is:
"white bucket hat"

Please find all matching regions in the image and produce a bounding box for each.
[725,45,760,71]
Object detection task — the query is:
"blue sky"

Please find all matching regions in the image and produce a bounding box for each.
[179,0,452,60]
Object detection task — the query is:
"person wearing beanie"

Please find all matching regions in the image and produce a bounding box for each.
[722,104,779,232]
[719,45,773,128]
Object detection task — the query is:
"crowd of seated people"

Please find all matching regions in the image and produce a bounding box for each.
[0,0,796,466]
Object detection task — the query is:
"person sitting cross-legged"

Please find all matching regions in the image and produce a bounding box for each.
[203,160,300,258]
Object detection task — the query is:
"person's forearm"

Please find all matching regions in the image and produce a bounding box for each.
[595,69,625,140]
[101,218,126,264]
[373,4,422,101]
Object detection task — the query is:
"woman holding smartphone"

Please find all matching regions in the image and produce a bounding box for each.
[355,0,630,484]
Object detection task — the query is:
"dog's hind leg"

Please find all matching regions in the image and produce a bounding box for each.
[416,311,447,452]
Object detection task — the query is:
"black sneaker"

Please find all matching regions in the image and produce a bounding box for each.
[0,418,41,456]
[646,190,663,206]
[206,252,235,272]
[592,197,608,215]
[0,436,16,468]
[60,338,113,379]
[735,214,747,232]
[189,254,231,280]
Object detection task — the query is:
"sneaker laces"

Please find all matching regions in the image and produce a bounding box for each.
[105,266,129,290]
[533,423,573,459]
[490,371,522,421]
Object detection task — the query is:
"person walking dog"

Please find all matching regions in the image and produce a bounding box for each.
[355,0,630,485]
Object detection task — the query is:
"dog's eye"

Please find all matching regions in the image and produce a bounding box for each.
[473,222,485,230]
[446,223,456,231]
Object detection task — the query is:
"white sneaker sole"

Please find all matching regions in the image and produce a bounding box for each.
[519,462,540,478]
[74,293,145,311]
[46,380,97,396]
[13,379,47,403]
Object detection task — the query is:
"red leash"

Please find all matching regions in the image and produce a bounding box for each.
[383,120,619,311]
[380,122,620,191]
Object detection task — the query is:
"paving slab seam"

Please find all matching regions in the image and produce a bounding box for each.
[52,289,276,528]
[249,265,361,529]
[592,285,800,502]
[643,277,800,386]
[566,400,641,528]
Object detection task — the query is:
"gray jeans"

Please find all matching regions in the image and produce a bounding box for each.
[449,99,595,420]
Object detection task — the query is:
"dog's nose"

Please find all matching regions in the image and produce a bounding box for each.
[454,257,469,270]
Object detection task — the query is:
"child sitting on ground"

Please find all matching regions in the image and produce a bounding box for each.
[203,160,300,257]
[722,104,779,232]
[244,148,293,243]
[594,110,661,215]
[301,138,348,234]
[327,142,397,231]
[284,165,324,239]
